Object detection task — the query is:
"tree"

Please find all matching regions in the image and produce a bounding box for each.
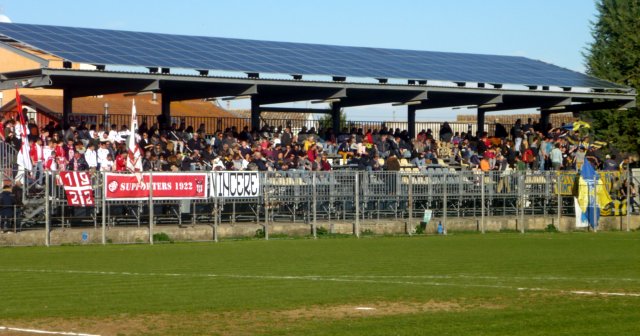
[317,104,348,132]
[583,0,640,156]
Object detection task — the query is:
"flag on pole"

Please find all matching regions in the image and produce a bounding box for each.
[15,86,32,171]
[126,100,142,172]
[576,160,612,229]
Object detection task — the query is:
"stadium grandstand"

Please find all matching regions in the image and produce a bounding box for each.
[0,22,637,243]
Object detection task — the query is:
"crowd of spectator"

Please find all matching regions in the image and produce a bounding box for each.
[1,111,639,220]
[1,112,636,177]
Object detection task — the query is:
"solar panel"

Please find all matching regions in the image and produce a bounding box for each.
[0,22,623,89]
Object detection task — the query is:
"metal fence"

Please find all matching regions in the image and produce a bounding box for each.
[52,112,507,139]
[5,168,637,246]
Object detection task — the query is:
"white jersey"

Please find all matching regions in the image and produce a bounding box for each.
[85,148,98,168]
[100,159,114,171]
[97,148,110,165]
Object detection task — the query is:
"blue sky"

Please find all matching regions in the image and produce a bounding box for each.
[0,0,599,121]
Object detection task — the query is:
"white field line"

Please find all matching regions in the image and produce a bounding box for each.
[3,268,640,298]
[0,326,100,336]
[4,268,639,283]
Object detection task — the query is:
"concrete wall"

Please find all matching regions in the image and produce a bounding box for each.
[1,215,638,246]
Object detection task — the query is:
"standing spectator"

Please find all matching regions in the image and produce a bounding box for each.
[0,184,15,233]
[187,132,205,152]
[439,122,453,143]
[494,122,508,139]
[168,125,184,153]
[67,151,89,171]
[574,146,586,171]
[603,154,617,171]
[84,143,98,172]
[550,143,563,170]
[30,137,45,186]
[115,153,127,171]
[97,142,110,169]
[100,154,115,172]
[280,127,292,147]
[55,141,67,171]
[319,153,332,171]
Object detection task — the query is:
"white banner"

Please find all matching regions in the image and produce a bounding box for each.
[211,172,261,198]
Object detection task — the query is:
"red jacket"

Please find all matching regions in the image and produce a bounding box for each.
[115,155,127,171]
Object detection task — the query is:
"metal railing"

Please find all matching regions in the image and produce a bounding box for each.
[49,112,510,139]
[2,168,635,246]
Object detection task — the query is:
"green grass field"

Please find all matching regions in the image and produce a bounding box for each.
[1,232,639,335]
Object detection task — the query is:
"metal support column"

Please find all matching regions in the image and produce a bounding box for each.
[62,91,73,129]
[476,109,486,138]
[101,172,106,245]
[443,172,448,234]
[331,102,341,135]
[519,172,525,234]
[626,168,631,232]
[250,96,260,131]
[161,93,172,131]
[407,105,416,139]
[44,171,50,246]
[556,173,562,231]
[540,110,551,135]
[213,198,219,242]
[480,173,485,234]
[149,173,154,244]
[312,172,317,239]
[407,174,413,236]
[354,172,360,238]
[264,187,269,240]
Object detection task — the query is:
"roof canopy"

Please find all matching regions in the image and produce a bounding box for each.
[0,22,627,89]
[0,23,635,126]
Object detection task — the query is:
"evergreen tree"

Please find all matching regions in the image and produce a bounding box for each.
[318,104,348,132]
[583,0,640,155]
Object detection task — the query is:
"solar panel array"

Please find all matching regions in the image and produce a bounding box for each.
[0,22,622,89]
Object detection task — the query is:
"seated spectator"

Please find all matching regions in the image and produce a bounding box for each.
[100,154,115,172]
[384,155,400,171]
[319,153,332,171]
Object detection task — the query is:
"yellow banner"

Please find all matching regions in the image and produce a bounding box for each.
[554,171,620,196]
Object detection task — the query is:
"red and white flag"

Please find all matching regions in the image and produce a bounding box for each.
[126,100,142,172]
[15,86,32,171]
[60,171,94,206]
